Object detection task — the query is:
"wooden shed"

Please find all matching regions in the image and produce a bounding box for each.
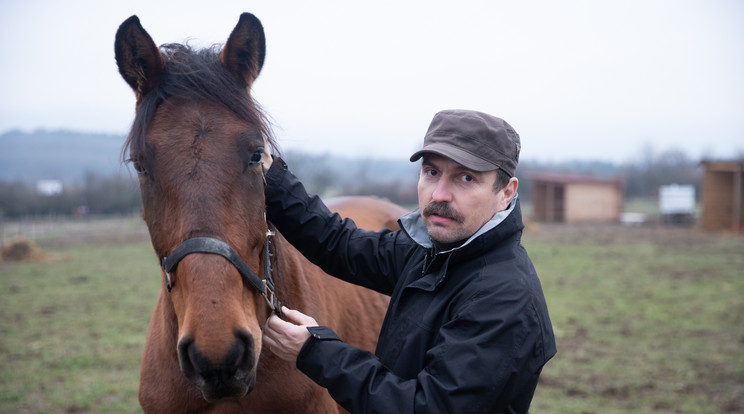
[530,173,625,223]
[700,161,743,233]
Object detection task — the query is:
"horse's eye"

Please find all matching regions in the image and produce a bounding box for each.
[250,150,262,164]
[129,159,148,176]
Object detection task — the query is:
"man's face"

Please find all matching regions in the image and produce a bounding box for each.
[417,154,513,244]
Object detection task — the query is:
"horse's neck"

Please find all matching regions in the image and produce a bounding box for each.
[270,231,309,308]
[270,228,337,316]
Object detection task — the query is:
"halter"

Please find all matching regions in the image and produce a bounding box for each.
[158,162,283,317]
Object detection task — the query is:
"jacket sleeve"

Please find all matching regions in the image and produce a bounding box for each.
[264,158,406,295]
[297,284,548,414]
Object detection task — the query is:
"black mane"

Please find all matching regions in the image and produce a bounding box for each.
[123,43,275,162]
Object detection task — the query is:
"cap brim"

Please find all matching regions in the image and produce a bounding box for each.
[409,143,498,172]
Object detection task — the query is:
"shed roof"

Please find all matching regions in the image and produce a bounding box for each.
[700,160,744,172]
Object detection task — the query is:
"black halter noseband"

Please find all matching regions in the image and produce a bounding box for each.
[159,230,282,317]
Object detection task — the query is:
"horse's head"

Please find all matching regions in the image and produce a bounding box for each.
[115,13,276,401]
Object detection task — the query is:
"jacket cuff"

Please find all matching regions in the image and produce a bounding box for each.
[297,326,347,388]
[306,326,341,341]
[297,326,341,367]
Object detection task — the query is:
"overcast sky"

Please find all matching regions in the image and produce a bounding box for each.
[1,0,742,163]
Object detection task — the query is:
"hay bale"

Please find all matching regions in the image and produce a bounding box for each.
[1,238,45,262]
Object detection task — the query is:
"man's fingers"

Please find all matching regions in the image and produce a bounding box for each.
[261,312,310,362]
[281,306,318,326]
[280,306,303,324]
[262,333,277,349]
[266,313,289,330]
[264,313,304,344]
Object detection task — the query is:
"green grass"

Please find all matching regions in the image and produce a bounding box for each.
[1,221,742,413]
[1,240,158,413]
[526,225,744,413]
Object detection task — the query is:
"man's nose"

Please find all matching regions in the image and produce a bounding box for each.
[431,179,453,202]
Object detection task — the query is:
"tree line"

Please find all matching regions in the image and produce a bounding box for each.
[0,147,710,219]
[0,172,141,218]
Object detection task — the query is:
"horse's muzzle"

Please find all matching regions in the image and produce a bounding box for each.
[177,330,257,401]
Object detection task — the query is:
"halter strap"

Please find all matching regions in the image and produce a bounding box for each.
[160,231,282,317]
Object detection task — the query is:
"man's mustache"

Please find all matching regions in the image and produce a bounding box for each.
[423,201,464,224]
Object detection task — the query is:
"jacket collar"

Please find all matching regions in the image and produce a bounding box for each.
[399,193,519,252]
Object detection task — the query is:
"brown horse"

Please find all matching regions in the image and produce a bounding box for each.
[115,13,406,413]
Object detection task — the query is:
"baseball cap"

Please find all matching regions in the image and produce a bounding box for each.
[409,109,521,176]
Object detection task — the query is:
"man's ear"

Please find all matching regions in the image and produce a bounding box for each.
[500,177,519,210]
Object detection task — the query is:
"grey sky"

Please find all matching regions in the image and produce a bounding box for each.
[1,0,742,163]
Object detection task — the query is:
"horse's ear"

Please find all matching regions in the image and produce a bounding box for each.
[220,13,266,88]
[114,15,164,100]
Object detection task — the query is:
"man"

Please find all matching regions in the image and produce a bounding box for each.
[261,109,556,413]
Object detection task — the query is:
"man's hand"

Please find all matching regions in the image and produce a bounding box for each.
[262,306,317,361]
[261,135,273,171]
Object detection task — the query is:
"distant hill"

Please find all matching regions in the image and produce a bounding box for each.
[0,130,129,184]
[0,129,420,188]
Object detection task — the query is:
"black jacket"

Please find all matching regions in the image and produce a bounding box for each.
[265,160,556,414]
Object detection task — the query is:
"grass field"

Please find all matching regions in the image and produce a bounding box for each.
[1,218,742,413]
[527,223,744,413]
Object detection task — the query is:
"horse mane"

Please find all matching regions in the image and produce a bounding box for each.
[122,42,277,163]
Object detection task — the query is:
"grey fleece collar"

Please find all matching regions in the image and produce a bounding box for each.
[399,194,518,252]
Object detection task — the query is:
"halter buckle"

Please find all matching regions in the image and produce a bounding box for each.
[263,280,282,317]
[165,271,173,292]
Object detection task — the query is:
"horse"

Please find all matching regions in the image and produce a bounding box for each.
[115,13,407,413]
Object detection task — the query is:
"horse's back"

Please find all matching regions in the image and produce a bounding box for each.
[326,196,410,231]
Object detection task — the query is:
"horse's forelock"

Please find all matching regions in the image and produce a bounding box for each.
[122,42,278,163]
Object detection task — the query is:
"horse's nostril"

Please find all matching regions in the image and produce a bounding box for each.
[231,330,256,376]
[177,336,192,371]
[177,336,207,388]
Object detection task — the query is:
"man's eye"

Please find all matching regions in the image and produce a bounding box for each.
[461,174,474,182]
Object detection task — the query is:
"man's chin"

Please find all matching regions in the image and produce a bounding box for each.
[426,225,459,245]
